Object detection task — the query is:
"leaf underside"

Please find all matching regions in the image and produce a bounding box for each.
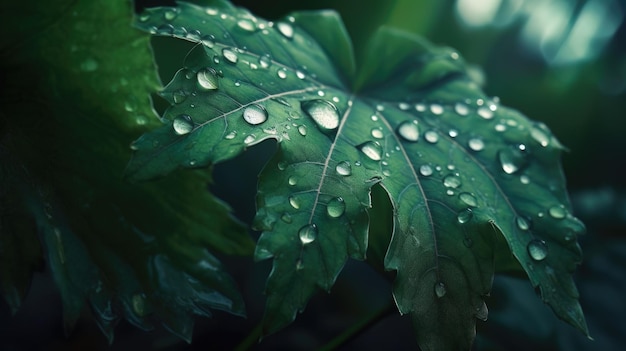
[129,1,589,349]
[1,0,253,343]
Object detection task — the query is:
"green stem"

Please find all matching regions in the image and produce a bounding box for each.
[318,300,396,351]
[234,322,263,351]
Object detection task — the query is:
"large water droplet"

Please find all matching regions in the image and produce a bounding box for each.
[196,67,219,91]
[173,114,194,135]
[301,100,340,131]
[243,104,268,125]
[299,224,317,244]
[443,174,461,188]
[434,282,447,298]
[498,145,528,174]
[527,240,548,261]
[336,161,352,176]
[419,164,433,176]
[459,192,477,207]
[327,197,346,218]
[222,48,238,64]
[276,21,294,39]
[468,138,484,151]
[359,141,383,161]
[548,205,566,219]
[397,120,419,142]
[424,131,439,144]
[289,196,300,209]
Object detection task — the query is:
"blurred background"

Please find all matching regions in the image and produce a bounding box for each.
[1,0,625,350]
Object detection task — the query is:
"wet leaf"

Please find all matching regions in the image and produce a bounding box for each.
[129,2,588,349]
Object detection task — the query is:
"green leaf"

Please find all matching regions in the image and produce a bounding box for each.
[0,0,253,343]
[129,2,588,349]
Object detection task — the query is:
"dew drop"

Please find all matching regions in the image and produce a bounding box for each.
[173,90,187,104]
[243,104,268,125]
[172,114,194,135]
[527,240,548,261]
[201,35,215,48]
[415,103,426,112]
[495,123,506,132]
[296,70,306,79]
[138,13,150,22]
[477,106,494,119]
[164,9,178,21]
[520,175,530,184]
[548,205,566,219]
[448,129,458,138]
[467,138,484,151]
[298,125,307,136]
[224,131,237,140]
[288,176,297,186]
[434,282,447,298]
[259,55,271,68]
[358,141,383,161]
[157,23,174,34]
[516,216,530,231]
[281,213,292,223]
[397,120,419,142]
[196,67,219,91]
[459,192,477,207]
[277,69,287,79]
[336,161,352,176]
[430,104,444,115]
[244,134,256,144]
[299,224,317,244]
[327,197,346,218]
[457,208,473,224]
[222,48,238,63]
[424,131,439,144]
[530,124,550,147]
[398,102,410,110]
[276,21,294,39]
[419,164,433,176]
[498,145,528,174]
[237,19,256,32]
[443,174,461,188]
[455,102,469,116]
[370,127,383,139]
[301,99,340,131]
[289,196,300,209]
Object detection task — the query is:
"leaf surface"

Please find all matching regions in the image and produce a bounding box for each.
[0,0,253,343]
[129,2,589,349]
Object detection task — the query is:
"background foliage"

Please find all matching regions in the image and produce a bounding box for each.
[1,0,625,350]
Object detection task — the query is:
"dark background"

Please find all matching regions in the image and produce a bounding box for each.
[2,0,626,350]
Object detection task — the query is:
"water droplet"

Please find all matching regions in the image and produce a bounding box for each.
[327,197,346,218]
[520,175,530,184]
[172,114,194,135]
[459,192,477,207]
[243,104,268,125]
[296,70,305,79]
[244,134,256,144]
[277,69,287,79]
[419,164,433,176]
[397,120,419,142]
[196,67,219,91]
[298,224,317,244]
[222,48,238,63]
[415,103,426,112]
[317,90,325,97]
[448,129,458,138]
[289,196,300,209]
[370,128,384,139]
[277,161,288,170]
[434,282,447,298]
[530,124,550,147]
[237,19,256,32]
[443,174,461,188]
[281,213,292,223]
[457,208,473,223]
[376,104,385,111]
[468,138,485,151]
[276,22,294,39]
[430,104,444,115]
[455,102,469,116]
[516,216,530,231]
[336,161,352,176]
[301,99,340,131]
[398,102,410,110]
[495,123,506,132]
[475,302,489,321]
[224,131,237,140]
[164,8,178,21]
[424,131,439,144]
[527,240,548,261]
[201,35,215,48]
[498,145,528,174]
[138,13,150,22]
[157,23,174,34]
[288,176,297,186]
[259,55,271,68]
[358,141,383,161]
[548,205,566,219]
[477,106,494,119]
[298,125,307,136]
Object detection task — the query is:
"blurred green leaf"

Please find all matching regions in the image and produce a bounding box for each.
[0,0,253,343]
[129,2,588,349]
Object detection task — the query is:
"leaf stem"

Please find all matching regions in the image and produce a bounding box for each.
[234,322,263,351]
